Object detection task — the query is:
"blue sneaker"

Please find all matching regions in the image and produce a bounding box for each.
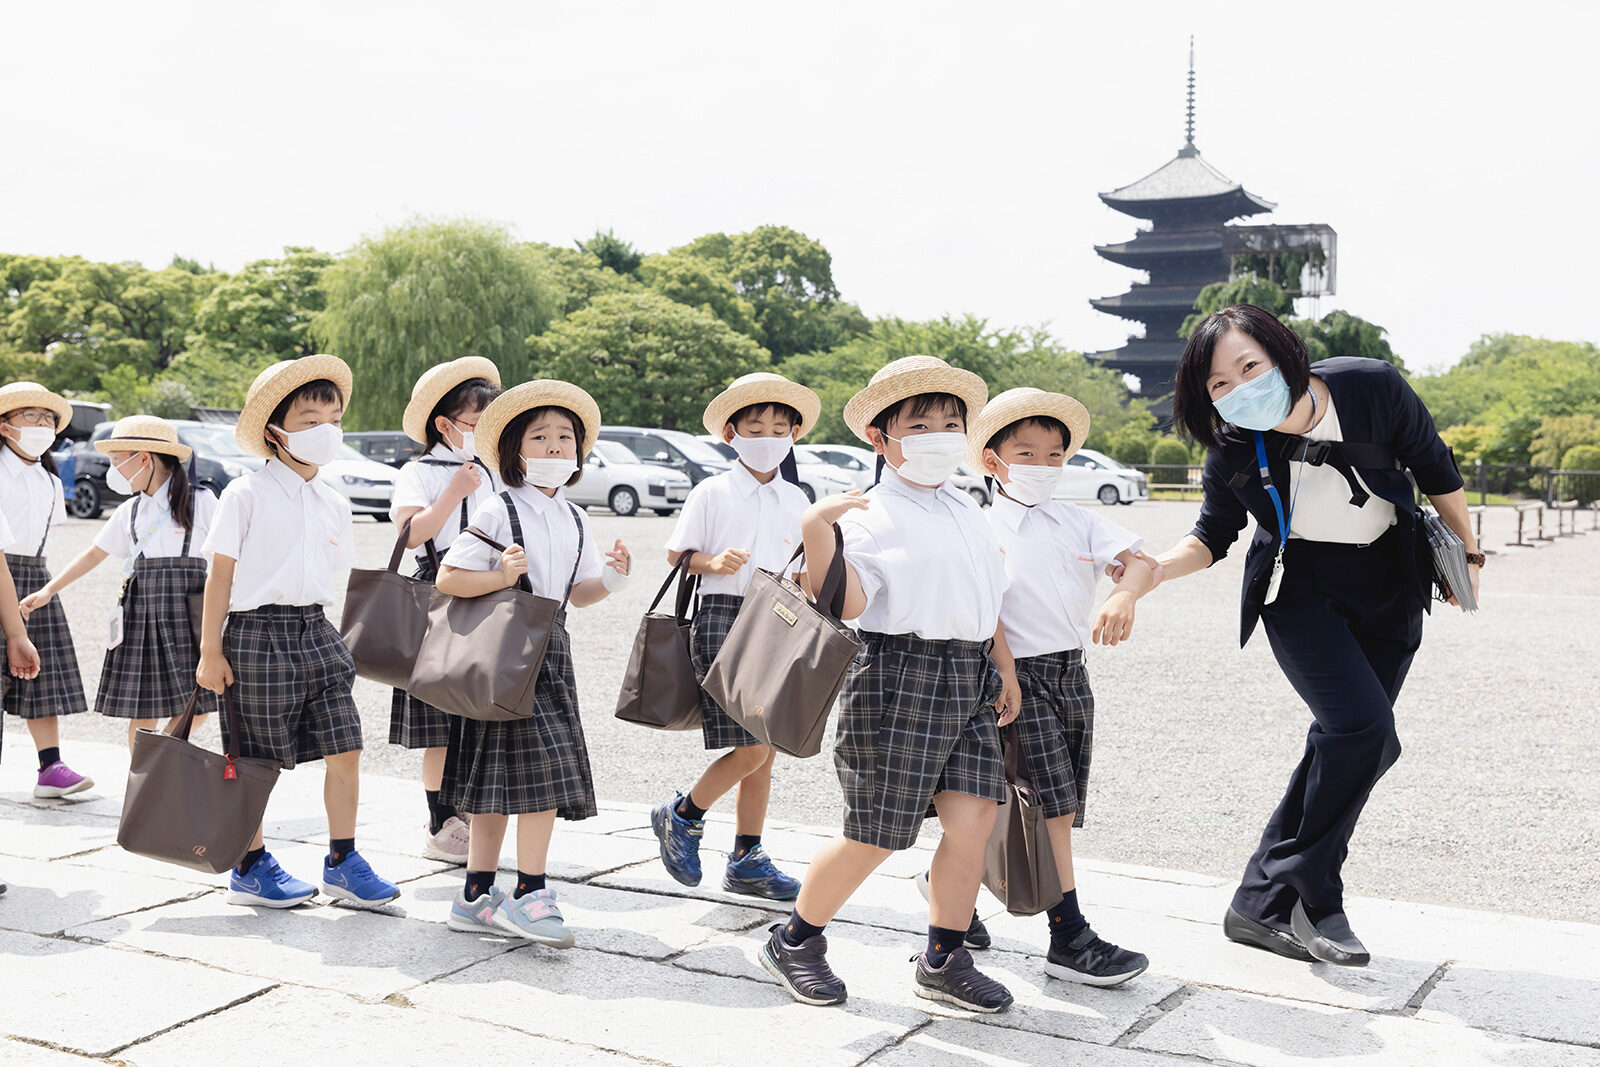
[492,887,574,948]
[447,884,508,934]
[723,845,801,900]
[651,793,704,886]
[321,850,401,908]
[227,851,316,908]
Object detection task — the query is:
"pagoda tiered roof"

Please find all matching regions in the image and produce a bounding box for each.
[1099,147,1275,221]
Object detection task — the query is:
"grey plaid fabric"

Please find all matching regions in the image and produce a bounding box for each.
[95,556,219,720]
[834,631,1006,851]
[441,620,597,820]
[388,554,452,749]
[221,605,362,770]
[1013,649,1095,825]
[4,554,88,720]
[690,593,762,750]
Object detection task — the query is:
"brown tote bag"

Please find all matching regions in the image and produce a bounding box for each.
[615,552,703,731]
[340,516,438,688]
[702,524,863,758]
[982,723,1064,916]
[118,687,281,874]
[407,493,583,722]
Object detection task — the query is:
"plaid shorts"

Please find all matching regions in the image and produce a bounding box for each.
[96,556,219,720]
[1014,649,1095,824]
[835,631,1006,851]
[690,594,762,750]
[441,621,597,820]
[4,554,88,720]
[221,605,362,770]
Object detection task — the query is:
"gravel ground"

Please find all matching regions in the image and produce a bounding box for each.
[8,500,1597,922]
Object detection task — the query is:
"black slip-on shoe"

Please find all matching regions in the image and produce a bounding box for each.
[913,870,992,949]
[1291,901,1370,967]
[912,947,1014,1013]
[1045,926,1150,986]
[1223,906,1314,962]
[760,924,847,1006]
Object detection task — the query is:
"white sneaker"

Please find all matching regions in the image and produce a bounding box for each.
[422,815,471,864]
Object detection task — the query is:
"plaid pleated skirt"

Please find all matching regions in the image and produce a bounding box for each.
[1013,648,1095,825]
[4,553,88,720]
[834,631,1006,851]
[389,555,452,750]
[690,593,762,750]
[441,620,597,820]
[221,605,362,770]
[96,556,220,720]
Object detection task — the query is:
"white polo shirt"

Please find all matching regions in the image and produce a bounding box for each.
[389,444,501,562]
[987,492,1142,658]
[0,507,13,553]
[665,463,810,597]
[204,459,356,611]
[837,470,1009,642]
[94,488,219,562]
[442,485,603,600]
[0,447,66,557]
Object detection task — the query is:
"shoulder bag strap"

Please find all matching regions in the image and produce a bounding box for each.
[785,522,849,621]
[497,490,534,594]
[560,502,584,611]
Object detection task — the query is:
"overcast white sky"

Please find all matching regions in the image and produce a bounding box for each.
[4,0,1596,373]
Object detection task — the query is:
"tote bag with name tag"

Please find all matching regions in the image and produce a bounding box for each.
[615,551,703,731]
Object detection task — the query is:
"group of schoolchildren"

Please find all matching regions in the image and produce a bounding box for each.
[0,351,1166,1014]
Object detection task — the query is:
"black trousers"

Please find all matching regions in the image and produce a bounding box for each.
[1233,527,1423,929]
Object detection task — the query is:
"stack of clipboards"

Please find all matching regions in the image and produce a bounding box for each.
[1423,509,1478,613]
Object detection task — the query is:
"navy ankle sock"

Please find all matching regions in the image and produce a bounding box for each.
[677,793,708,822]
[513,871,547,899]
[782,909,825,947]
[38,746,60,770]
[1047,889,1088,943]
[464,870,496,901]
[732,834,761,860]
[236,846,265,877]
[327,837,356,867]
[425,790,458,836]
[926,924,965,967]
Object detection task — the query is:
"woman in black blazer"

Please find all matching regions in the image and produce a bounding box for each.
[1141,304,1483,966]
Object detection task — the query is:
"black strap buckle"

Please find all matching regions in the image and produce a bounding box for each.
[1282,437,1333,466]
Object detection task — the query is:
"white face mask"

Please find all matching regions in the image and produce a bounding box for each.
[523,456,577,488]
[6,424,57,459]
[885,431,967,486]
[445,419,476,462]
[996,458,1063,506]
[107,455,151,497]
[270,422,343,466]
[730,433,793,474]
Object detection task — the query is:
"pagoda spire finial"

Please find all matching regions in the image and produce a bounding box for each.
[1180,35,1198,157]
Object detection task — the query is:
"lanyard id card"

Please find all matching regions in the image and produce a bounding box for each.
[1255,431,1310,605]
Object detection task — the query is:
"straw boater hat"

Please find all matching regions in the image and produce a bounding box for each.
[841,355,989,444]
[701,372,822,440]
[0,381,73,427]
[474,380,602,474]
[94,415,193,463]
[965,387,1092,471]
[235,354,354,459]
[401,356,503,444]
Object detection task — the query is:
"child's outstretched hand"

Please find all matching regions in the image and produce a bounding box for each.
[606,540,631,575]
[805,490,869,527]
[7,635,40,679]
[1092,590,1138,646]
[995,667,1021,727]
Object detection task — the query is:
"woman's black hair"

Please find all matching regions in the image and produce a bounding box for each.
[727,401,803,433]
[1173,304,1311,451]
[867,392,968,484]
[157,453,195,533]
[266,378,345,457]
[497,405,585,489]
[2,407,61,477]
[983,415,1071,458]
[425,377,501,450]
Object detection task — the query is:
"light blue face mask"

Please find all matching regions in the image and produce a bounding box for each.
[1214,366,1292,431]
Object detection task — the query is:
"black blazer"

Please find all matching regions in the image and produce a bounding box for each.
[1189,357,1465,646]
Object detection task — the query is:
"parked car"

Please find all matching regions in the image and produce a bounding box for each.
[344,431,424,469]
[321,443,398,519]
[1056,447,1148,506]
[791,448,860,503]
[599,426,732,486]
[70,420,264,519]
[797,442,992,504]
[696,436,737,462]
[571,439,692,516]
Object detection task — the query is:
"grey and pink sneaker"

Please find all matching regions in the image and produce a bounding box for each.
[34,761,93,799]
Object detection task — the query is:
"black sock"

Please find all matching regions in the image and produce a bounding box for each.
[236,846,265,876]
[327,837,356,867]
[38,746,60,770]
[926,924,965,967]
[464,870,496,901]
[677,793,708,822]
[732,834,761,861]
[781,909,825,947]
[1047,889,1088,943]
[425,789,458,836]
[513,871,547,899]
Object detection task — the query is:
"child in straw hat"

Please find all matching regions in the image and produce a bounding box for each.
[0,380,93,798]
[23,416,221,750]
[652,372,818,901]
[967,387,1159,986]
[760,355,1021,1013]
[388,357,503,865]
[197,355,401,910]
[435,379,631,949]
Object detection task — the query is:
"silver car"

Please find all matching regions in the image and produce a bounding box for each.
[800,442,992,505]
[571,439,692,516]
[697,436,856,503]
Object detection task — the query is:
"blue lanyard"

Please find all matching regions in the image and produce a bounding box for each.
[1254,431,1291,543]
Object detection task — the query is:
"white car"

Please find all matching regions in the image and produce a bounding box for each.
[320,444,398,519]
[572,439,692,516]
[801,442,993,505]
[697,436,857,503]
[1056,447,1148,506]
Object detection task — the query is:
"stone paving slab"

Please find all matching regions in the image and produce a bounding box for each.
[0,854,205,936]
[614,822,935,878]
[875,1019,1198,1066]
[0,802,125,861]
[1416,965,1600,1048]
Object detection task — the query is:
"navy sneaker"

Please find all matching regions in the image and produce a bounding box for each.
[321,850,401,909]
[723,845,801,900]
[227,851,316,908]
[651,793,704,887]
[760,923,847,1006]
[1045,925,1149,986]
[914,869,992,949]
[913,947,1014,1013]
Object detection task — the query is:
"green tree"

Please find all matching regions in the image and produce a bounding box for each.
[1290,309,1403,370]
[1531,414,1600,469]
[527,290,768,430]
[637,252,759,339]
[575,229,643,276]
[189,246,332,363]
[1180,273,1295,337]
[314,219,562,430]
[528,243,638,317]
[1149,437,1191,468]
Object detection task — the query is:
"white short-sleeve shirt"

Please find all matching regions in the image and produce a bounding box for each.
[987,492,1143,658]
[837,470,1009,642]
[1288,396,1399,545]
[0,447,66,556]
[203,459,356,611]
[389,445,502,563]
[0,507,13,553]
[442,486,603,599]
[665,464,809,596]
[94,488,219,563]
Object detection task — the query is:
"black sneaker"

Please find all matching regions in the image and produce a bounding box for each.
[760,924,847,1006]
[914,870,992,950]
[912,947,1014,1013]
[1045,925,1149,987]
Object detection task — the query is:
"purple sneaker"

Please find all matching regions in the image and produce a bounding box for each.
[34,761,93,799]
